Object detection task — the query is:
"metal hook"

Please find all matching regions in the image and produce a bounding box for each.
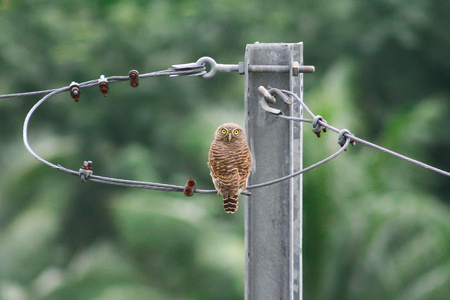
[258,86,283,115]
[266,87,292,105]
[257,86,294,115]
[196,56,242,79]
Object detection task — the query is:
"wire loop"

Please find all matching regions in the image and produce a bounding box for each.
[196,56,218,79]
[20,70,355,199]
[8,59,449,204]
[20,71,255,195]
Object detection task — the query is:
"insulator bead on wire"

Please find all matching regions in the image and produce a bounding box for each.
[338,129,356,150]
[129,70,139,88]
[69,82,80,102]
[183,177,196,196]
[79,160,93,183]
[98,75,109,97]
[312,115,327,138]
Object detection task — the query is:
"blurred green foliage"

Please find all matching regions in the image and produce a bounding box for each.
[0,0,449,299]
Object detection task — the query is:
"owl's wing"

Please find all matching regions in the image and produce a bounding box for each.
[208,145,224,194]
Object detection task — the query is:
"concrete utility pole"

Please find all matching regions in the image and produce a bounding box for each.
[244,42,310,299]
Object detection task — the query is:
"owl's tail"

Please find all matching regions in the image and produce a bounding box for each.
[223,195,239,213]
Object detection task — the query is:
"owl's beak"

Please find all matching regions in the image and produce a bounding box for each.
[228,134,233,142]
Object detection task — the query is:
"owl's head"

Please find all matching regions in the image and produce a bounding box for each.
[214,123,247,143]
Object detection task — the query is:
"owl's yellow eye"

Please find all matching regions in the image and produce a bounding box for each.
[221,129,227,135]
[234,129,239,135]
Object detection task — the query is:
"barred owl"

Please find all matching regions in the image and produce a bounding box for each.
[208,123,252,213]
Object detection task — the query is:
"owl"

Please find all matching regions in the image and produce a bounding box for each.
[208,123,252,213]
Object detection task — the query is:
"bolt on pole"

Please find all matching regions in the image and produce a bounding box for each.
[245,42,308,299]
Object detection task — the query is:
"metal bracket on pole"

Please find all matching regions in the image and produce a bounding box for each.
[245,42,309,299]
[195,56,314,79]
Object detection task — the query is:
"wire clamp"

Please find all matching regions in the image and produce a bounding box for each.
[79,160,93,183]
[183,178,196,197]
[129,70,139,87]
[312,115,327,138]
[69,82,80,102]
[170,62,207,77]
[98,75,109,97]
[338,129,356,150]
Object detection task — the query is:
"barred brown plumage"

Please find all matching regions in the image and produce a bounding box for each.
[223,195,239,213]
[208,123,252,213]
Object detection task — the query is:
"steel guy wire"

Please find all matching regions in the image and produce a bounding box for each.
[246,138,350,190]
[0,64,207,100]
[271,88,450,177]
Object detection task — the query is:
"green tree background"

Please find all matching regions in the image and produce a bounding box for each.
[0,0,449,299]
